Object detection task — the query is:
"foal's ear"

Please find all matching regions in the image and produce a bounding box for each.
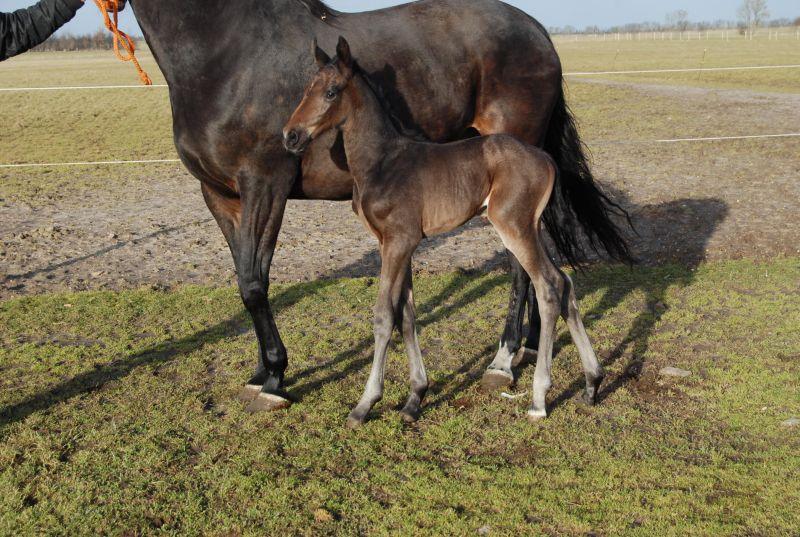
[312,38,331,68]
[336,36,353,69]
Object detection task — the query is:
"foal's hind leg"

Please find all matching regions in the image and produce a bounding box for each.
[498,231,603,418]
[398,264,428,422]
[493,231,561,419]
[560,273,604,405]
[475,90,555,391]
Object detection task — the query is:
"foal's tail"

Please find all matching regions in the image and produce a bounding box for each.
[541,83,634,269]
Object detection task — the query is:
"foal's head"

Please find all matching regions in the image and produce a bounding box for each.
[283,37,356,155]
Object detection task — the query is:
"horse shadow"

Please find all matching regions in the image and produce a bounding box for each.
[0,223,504,427]
[287,191,729,414]
[0,192,728,425]
[544,194,729,411]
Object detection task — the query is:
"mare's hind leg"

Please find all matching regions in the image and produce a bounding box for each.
[398,264,428,423]
[482,261,543,391]
[482,255,529,390]
[347,239,416,428]
[560,273,604,405]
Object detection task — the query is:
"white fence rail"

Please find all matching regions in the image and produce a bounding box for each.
[3,134,799,169]
[554,29,800,42]
[2,64,799,92]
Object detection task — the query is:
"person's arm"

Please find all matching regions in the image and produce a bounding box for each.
[0,0,85,61]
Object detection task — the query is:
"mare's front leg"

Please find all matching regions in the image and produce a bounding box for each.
[203,157,297,411]
[347,239,416,428]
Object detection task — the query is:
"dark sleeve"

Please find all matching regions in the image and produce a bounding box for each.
[0,0,84,61]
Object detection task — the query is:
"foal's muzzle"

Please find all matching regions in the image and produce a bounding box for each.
[283,128,311,156]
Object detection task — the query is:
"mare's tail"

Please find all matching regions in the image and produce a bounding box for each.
[541,83,635,269]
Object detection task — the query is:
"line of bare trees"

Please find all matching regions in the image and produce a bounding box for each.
[549,1,798,35]
[31,30,115,52]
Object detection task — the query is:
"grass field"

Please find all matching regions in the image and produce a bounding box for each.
[557,37,800,92]
[1,259,799,535]
[1,28,800,536]
[0,37,797,171]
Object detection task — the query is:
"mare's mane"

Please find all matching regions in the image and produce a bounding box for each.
[296,0,338,21]
[350,62,429,142]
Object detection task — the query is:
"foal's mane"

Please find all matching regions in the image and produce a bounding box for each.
[295,0,338,21]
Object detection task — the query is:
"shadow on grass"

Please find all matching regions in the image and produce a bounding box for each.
[0,237,505,427]
[1,195,727,425]
[545,196,729,411]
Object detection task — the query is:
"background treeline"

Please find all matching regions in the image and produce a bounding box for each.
[29,13,800,49]
[31,30,115,52]
[550,15,800,36]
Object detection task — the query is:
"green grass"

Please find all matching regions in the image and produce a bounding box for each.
[2,258,799,535]
[557,37,800,92]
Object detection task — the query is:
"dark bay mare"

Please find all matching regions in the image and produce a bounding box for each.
[284,38,603,425]
[122,0,630,410]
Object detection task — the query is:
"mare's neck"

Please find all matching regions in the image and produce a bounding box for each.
[130,0,317,86]
[341,75,401,186]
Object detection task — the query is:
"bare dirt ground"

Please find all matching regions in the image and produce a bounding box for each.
[1,80,798,299]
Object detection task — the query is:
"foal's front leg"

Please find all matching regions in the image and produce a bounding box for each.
[346,241,415,428]
[398,263,428,423]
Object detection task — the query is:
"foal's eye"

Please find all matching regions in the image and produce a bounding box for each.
[325,88,338,100]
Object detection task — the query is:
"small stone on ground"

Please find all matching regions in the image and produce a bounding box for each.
[314,508,334,523]
[780,417,799,428]
[659,366,691,378]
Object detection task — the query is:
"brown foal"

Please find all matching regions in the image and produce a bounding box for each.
[283,37,604,427]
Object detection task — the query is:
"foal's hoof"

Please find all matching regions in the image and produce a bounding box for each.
[245,392,292,413]
[513,348,537,368]
[480,369,514,392]
[399,408,421,424]
[580,389,598,407]
[580,374,605,406]
[236,384,263,402]
[345,415,365,429]
[526,408,548,422]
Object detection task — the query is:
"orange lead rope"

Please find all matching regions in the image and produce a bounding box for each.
[93,0,152,85]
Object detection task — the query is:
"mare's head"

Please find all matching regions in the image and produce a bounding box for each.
[283,37,356,155]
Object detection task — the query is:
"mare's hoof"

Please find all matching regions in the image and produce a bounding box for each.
[513,348,537,368]
[526,408,548,422]
[345,415,365,429]
[245,392,292,413]
[237,384,263,402]
[480,369,514,392]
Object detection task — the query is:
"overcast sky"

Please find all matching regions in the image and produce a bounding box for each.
[3,0,798,36]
